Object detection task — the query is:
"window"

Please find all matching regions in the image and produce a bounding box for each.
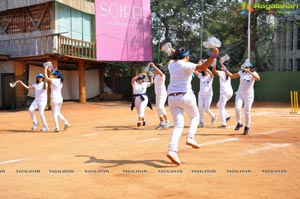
[297,26,300,49]
[290,59,294,71]
[291,22,294,50]
[297,59,300,71]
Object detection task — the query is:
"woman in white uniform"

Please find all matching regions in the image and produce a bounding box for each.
[212,61,233,127]
[16,73,49,131]
[131,73,154,127]
[150,63,172,129]
[226,59,260,135]
[44,64,70,132]
[166,47,219,165]
[195,67,217,128]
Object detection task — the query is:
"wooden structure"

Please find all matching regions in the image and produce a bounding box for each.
[0,0,105,109]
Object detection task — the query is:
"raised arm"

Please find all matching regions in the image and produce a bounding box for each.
[131,74,139,85]
[131,73,145,85]
[148,72,154,86]
[244,68,260,81]
[206,68,214,79]
[44,66,52,83]
[195,48,219,71]
[212,60,219,76]
[150,63,163,77]
[194,71,200,78]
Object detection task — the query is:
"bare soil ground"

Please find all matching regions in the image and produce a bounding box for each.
[0,101,299,199]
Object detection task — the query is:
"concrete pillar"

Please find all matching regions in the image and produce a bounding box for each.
[78,62,86,103]
[14,61,26,108]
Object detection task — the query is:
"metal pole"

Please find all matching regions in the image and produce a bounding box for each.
[248,0,251,60]
[158,38,160,64]
[157,11,162,64]
[200,0,204,59]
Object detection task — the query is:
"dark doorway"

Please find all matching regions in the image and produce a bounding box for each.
[1,73,15,109]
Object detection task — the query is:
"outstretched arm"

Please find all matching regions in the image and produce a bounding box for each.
[225,70,239,79]
[16,80,31,89]
[212,60,219,76]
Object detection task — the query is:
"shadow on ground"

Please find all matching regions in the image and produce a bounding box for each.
[75,155,177,168]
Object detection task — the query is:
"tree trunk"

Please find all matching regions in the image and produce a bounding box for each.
[252,43,265,72]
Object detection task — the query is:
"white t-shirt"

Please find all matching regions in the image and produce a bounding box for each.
[132,81,151,95]
[167,60,196,94]
[50,78,63,102]
[198,73,213,96]
[32,82,47,102]
[218,71,233,94]
[154,74,167,95]
[237,70,257,95]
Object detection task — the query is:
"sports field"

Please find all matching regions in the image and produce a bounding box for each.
[0,101,299,199]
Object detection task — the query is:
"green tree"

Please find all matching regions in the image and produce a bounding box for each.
[151,0,298,72]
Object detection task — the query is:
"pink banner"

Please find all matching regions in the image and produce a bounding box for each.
[95,0,152,61]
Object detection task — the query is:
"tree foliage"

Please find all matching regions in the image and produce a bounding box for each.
[151,0,298,72]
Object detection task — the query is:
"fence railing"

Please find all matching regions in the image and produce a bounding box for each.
[0,33,96,59]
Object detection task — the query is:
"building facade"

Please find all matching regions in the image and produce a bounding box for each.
[273,13,300,71]
[0,0,105,109]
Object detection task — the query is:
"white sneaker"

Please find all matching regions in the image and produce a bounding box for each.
[155,122,165,129]
[54,128,60,132]
[40,126,49,131]
[64,124,70,130]
[211,115,217,125]
[31,122,39,131]
[186,138,200,149]
[166,151,181,165]
[164,121,173,128]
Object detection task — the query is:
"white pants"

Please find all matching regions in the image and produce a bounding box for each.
[198,94,215,123]
[168,93,199,152]
[135,95,148,118]
[51,100,68,130]
[29,99,48,127]
[235,92,254,128]
[155,93,167,117]
[217,92,233,125]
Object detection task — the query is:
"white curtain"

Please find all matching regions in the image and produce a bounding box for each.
[29,65,100,100]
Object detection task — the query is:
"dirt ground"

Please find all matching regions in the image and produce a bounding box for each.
[0,101,299,199]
